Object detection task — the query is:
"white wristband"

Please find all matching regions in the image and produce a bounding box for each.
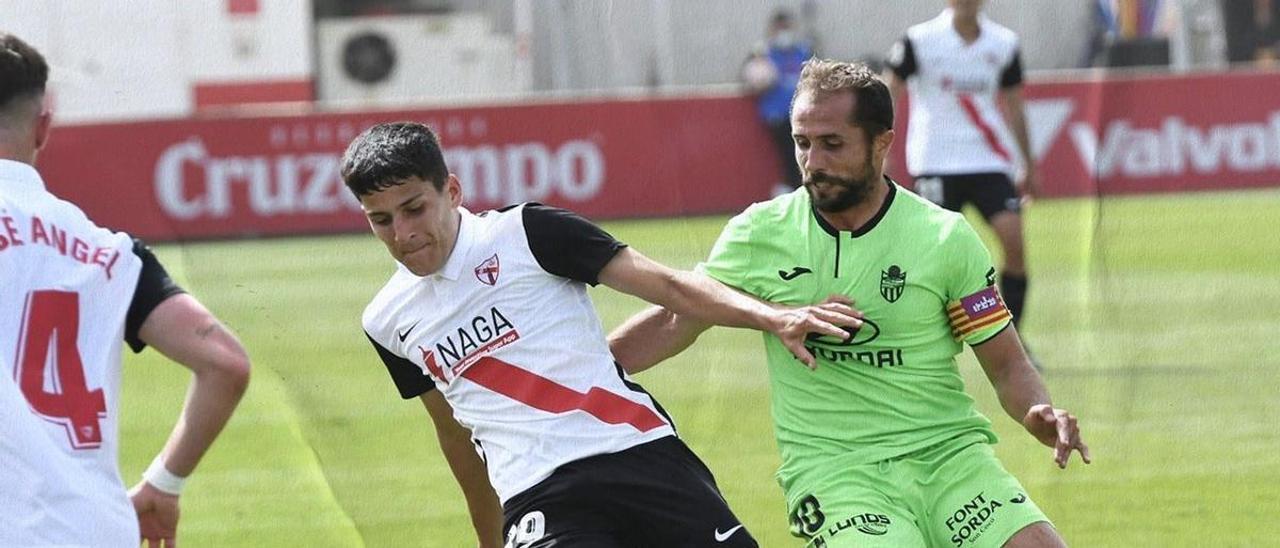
[142,455,186,496]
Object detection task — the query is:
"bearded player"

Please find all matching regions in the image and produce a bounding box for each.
[611,59,1089,547]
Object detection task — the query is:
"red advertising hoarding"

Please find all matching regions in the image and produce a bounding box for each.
[37,70,1280,242]
[37,96,781,241]
[890,70,1280,196]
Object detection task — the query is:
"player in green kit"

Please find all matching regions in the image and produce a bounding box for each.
[609,59,1090,547]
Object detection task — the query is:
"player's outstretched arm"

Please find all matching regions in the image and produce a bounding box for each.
[128,293,251,547]
[608,305,712,374]
[422,391,504,548]
[598,247,861,369]
[973,327,1090,469]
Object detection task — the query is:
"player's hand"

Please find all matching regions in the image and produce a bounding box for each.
[1022,404,1091,469]
[772,295,863,370]
[129,481,180,548]
[1019,169,1041,203]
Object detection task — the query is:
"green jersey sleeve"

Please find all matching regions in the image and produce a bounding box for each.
[697,208,759,294]
[943,217,1013,345]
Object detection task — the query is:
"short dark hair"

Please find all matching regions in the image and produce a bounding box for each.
[794,58,894,138]
[0,33,48,112]
[771,9,794,27]
[341,122,449,197]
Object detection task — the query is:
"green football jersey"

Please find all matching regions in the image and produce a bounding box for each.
[699,179,1013,503]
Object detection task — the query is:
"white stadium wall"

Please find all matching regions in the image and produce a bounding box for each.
[0,0,313,123]
[1,0,1097,123]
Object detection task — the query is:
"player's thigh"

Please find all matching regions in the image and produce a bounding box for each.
[918,442,1050,548]
[608,438,758,547]
[787,470,926,548]
[986,210,1026,270]
[912,175,963,212]
[960,172,1022,222]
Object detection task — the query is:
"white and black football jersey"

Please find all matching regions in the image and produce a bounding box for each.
[362,203,675,504]
[0,159,184,546]
[887,8,1025,177]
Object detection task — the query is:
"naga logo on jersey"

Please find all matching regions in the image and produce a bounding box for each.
[417,306,519,384]
[474,254,500,286]
[880,265,907,303]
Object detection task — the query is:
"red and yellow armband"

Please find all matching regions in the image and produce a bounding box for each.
[947,286,1012,342]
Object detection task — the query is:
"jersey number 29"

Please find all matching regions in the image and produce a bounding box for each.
[15,290,107,450]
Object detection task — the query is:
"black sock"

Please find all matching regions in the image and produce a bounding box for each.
[1000,272,1028,328]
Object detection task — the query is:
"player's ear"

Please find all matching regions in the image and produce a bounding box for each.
[445,173,463,208]
[33,108,52,151]
[875,129,894,154]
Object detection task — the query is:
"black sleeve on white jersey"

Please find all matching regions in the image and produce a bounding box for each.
[1000,49,1024,89]
[366,332,435,399]
[887,36,917,80]
[125,238,186,353]
[522,203,627,286]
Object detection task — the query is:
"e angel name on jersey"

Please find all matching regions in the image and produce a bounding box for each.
[0,212,123,279]
[417,306,519,384]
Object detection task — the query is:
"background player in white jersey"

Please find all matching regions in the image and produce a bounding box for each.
[0,33,250,547]
[342,122,861,547]
[884,0,1040,361]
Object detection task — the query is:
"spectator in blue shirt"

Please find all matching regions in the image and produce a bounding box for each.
[742,9,814,196]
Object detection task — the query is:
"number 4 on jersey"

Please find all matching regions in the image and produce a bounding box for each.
[15,290,106,449]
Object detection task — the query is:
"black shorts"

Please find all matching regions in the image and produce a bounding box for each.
[912,172,1021,220]
[502,436,758,547]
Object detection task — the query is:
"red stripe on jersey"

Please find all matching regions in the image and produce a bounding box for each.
[956,94,1012,162]
[461,357,667,432]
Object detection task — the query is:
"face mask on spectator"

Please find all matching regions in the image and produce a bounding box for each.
[773,31,797,49]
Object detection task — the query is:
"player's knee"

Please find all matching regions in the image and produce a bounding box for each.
[215,350,252,395]
[1002,252,1026,273]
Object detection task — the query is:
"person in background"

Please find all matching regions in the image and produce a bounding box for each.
[1221,0,1280,64]
[884,0,1042,366]
[743,9,815,197]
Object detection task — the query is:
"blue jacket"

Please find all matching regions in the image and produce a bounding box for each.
[758,41,813,123]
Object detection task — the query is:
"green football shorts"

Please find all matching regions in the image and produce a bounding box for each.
[788,435,1051,547]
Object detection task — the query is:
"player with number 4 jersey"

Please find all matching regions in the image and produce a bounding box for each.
[0,33,250,547]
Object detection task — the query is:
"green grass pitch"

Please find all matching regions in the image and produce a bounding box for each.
[120,189,1280,546]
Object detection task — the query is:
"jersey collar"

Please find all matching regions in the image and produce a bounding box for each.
[811,176,898,238]
[939,8,990,42]
[433,206,478,281]
[0,159,47,192]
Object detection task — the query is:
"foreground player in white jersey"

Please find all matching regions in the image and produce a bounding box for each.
[343,122,861,547]
[0,33,250,547]
[885,0,1039,356]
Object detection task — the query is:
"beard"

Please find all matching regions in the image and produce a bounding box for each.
[803,158,878,213]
